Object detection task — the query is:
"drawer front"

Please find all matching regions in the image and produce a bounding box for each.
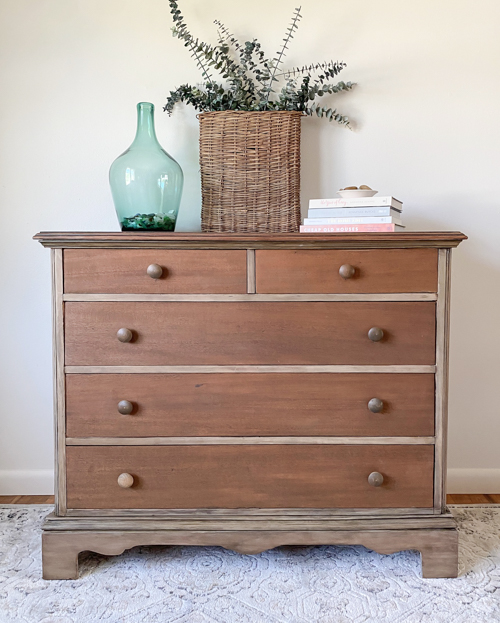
[256,249,438,293]
[66,373,435,438]
[66,445,435,509]
[63,249,247,294]
[64,302,436,366]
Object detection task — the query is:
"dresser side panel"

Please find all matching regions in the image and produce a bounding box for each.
[434,248,452,511]
[52,249,66,515]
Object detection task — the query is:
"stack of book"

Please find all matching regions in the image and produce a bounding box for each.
[300,196,404,233]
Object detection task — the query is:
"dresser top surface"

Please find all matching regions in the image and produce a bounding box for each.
[34,231,467,250]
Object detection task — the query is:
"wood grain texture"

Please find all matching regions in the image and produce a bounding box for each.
[65,373,435,438]
[246,249,256,293]
[66,445,435,510]
[52,249,66,515]
[64,365,437,374]
[41,527,457,579]
[34,231,468,250]
[64,301,436,366]
[43,511,457,532]
[0,496,55,504]
[66,437,436,446]
[434,248,451,512]
[63,249,247,294]
[5,497,494,509]
[8,495,497,506]
[256,249,438,293]
[447,494,498,504]
[64,507,441,517]
[62,293,438,302]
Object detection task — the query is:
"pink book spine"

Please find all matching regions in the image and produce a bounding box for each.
[300,224,400,233]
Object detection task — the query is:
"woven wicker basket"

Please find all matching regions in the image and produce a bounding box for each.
[199,110,302,233]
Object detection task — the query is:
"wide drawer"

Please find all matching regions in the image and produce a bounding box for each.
[66,373,435,438]
[256,249,438,293]
[63,249,247,294]
[66,445,435,509]
[64,302,436,366]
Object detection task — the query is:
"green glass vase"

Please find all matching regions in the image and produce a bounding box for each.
[109,102,183,231]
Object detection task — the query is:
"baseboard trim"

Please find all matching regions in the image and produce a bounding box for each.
[0,468,498,496]
[0,470,53,495]
[447,468,500,494]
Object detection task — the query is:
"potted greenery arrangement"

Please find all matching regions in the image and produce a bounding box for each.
[165,2,354,232]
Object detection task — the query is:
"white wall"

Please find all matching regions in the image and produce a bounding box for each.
[0,0,498,494]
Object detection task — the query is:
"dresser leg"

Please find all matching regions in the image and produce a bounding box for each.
[419,530,459,578]
[42,532,80,580]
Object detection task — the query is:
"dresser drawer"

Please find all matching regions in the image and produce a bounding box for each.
[66,445,435,509]
[256,249,438,293]
[64,301,436,366]
[66,373,435,438]
[63,249,247,294]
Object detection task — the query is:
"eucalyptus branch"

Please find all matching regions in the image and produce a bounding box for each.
[276,61,346,80]
[214,20,242,52]
[264,6,302,105]
[169,0,214,81]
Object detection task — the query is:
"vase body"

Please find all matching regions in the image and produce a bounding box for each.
[110,102,183,231]
[199,111,301,233]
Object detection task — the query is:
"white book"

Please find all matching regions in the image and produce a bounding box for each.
[304,216,403,226]
[307,207,401,218]
[309,196,403,210]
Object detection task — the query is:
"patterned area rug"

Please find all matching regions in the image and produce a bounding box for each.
[0,506,499,623]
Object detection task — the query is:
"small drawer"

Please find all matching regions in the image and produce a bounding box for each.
[66,445,435,509]
[64,301,436,366]
[63,249,247,294]
[256,249,438,293]
[66,373,435,438]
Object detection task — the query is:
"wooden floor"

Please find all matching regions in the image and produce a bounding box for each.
[447,494,500,504]
[0,494,499,505]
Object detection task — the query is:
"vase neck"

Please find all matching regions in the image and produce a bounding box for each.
[132,102,159,147]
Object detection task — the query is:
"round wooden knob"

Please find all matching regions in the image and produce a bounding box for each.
[117,473,134,488]
[116,328,133,343]
[147,263,163,279]
[368,398,384,413]
[339,264,356,279]
[368,471,384,487]
[368,327,384,342]
[117,400,134,415]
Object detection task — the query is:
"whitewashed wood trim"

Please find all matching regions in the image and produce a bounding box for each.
[434,248,452,512]
[52,249,66,515]
[66,436,435,446]
[43,512,456,532]
[34,235,466,251]
[64,364,437,374]
[63,507,437,517]
[61,292,438,302]
[246,249,256,294]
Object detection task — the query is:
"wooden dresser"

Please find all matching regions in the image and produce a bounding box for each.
[34,231,466,579]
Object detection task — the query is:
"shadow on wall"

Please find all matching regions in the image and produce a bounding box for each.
[300,120,322,215]
[409,216,499,467]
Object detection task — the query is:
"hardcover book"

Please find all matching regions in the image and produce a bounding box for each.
[300,224,405,233]
[309,196,403,210]
[307,206,401,218]
[304,216,403,226]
